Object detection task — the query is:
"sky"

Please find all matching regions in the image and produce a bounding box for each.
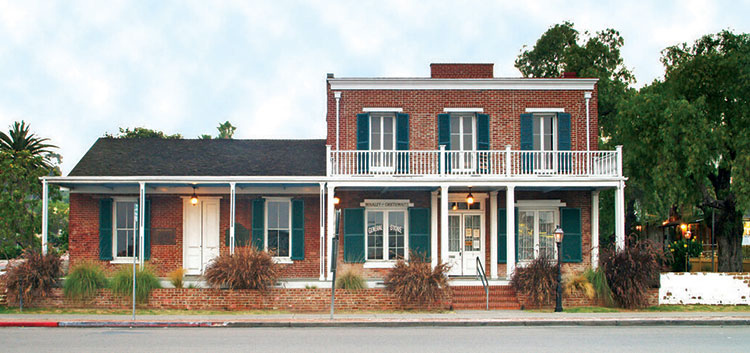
[1,0,749,175]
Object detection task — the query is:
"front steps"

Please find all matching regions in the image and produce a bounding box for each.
[450,285,521,310]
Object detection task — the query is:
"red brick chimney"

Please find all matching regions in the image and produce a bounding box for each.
[562,72,577,78]
[430,63,494,79]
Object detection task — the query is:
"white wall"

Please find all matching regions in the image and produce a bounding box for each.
[660,272,750,305]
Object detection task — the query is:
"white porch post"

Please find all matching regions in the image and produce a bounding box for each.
[591,190,600,269]
[138,182,146,268]
[615,181,626,251]
[440,185,449,266]
[430,190,438,269]
[229,182,236,255]
[326,183,335,281]
[506,185,515,279]
[41,178,49,255]
[319,183,326,281]
[490,191,498,279]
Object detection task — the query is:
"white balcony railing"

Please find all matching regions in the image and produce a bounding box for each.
[327,146,622,178]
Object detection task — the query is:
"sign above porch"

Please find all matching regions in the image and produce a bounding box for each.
[360,199,413,208]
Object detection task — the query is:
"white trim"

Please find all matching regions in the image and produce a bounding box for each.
[525,108,565,113]
[273,257,294,264]
[489,191,498,279]
[111,198,138,263]
[514,199,566,208]
[363,261,396,269]
[363,107,403,112]
[328,78,598,91]
[443,107,484,113]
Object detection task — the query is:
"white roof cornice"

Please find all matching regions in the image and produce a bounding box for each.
[328,78,598,91]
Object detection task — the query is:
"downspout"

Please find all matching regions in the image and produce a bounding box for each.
[334,91,342,150]
[584,91,592,173]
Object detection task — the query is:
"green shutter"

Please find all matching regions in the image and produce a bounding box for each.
[498,208,507,263]
[356,113,370,150]
[144,199,151,260]
[396,113,410,173]
[477,113,490,150]
[291,199,305,260]
[520,113,534,173]
[438,114,451,149]
[557,113,571,150]
[225,223,251,247]
[98,198,113,261]
[514,207,519,263]
[408,208,430,261]
[561,207,582,262]
[343,208,365,263]
[251,198,265,250]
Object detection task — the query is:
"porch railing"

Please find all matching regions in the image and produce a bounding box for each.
[327,146,622,178]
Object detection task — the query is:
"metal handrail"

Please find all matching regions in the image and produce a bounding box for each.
[476,256,489,311]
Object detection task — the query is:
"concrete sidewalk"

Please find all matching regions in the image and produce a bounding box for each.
[2,310,750,327]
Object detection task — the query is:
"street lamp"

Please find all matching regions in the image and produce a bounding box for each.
[554,225,564,313]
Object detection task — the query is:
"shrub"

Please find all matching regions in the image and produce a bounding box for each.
[668,238,702,272]
[384,253,450,306]
[584,267,614,306]
[602,238,663,309]
[335,265,366,290]
[110,266,161,303]
[203,247,279,291]
[742,245,750,260]
[510,256,557,307]
[3,250,62,304]
[167,268,186,289]
[63,261,108,300]
[563,271,595,299]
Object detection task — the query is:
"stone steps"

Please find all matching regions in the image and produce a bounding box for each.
[450,285,521,310]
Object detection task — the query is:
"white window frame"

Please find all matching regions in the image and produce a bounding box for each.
[449,113,477,172]
[532,113,558,152]
[369,113,396,152]
[364,206,409,266]
[264,197,293,262]
[111,197,138,263]
[515,200,565,265]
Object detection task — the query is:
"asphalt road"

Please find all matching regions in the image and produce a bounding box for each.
[2,326,749,352]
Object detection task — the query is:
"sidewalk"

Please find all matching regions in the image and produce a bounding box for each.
[2,310,750,327]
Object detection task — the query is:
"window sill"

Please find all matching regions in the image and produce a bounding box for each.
[110,259,138,264]
[363,261,397,269]
[273,257,294,264]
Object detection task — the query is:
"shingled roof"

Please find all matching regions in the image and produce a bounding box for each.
[69,138,327,177]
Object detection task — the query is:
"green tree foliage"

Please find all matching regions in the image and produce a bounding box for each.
[617,30,750,271]
[0,121,57,169]
[104,127,183,139]
[217,121,236,139]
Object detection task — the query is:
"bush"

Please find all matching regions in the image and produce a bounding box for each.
[384,253,450,306]
[203,247,279,290]
[668,238,702,272]
[584,267,614,306]
[110,266,161,303]
[3,250,62,304]
[167,268,186,289]
[63,261,108,300]
[602,238,663,309]
[742,245,750,260]
[510,256,557,307]
[335,265,366,290]
[563,271,595,299]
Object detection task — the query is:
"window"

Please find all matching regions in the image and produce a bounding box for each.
[532,114,556,152]
[366,210,406,261]
[114,200,139,259]
[517,209,558,262]
[266,199,291,257]
[370,113,395,151]
[449,114,475,151]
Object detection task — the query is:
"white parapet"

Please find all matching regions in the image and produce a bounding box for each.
[659,272,750,305]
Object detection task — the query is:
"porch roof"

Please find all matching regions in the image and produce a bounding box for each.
[69,138,327,177]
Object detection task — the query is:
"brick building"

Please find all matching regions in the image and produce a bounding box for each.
[44,63,626,287]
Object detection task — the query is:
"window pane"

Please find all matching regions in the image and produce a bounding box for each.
[278,202,289,228]
[450,135,460,151]
[450,116,459,133]
[371,116,381,150]
[383,116,393,133]
[518,211,535,261]
[388,211,405,260]
[367,212,384,260]
[267,202,278,228]
[117,203,127,228]
[117,230,128,257]
[268,230,279,254]
[463,117,472,134]
[463,133,472,150]
[539,211,555,259]
[383,132,393,150]
[449,216,461,252]
[278,230,290,257]
[533,118,541,151]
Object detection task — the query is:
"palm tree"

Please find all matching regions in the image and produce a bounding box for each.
[0,121,57,168]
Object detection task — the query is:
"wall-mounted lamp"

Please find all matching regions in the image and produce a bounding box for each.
[466,187,475,205]
[190,187,199,206]
[333,196,340,206]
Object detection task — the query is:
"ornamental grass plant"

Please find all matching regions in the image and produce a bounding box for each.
[563,270,595,299]
[167,268,186,289]
[384,252,450,306]
[203,247,280,291]
[602,238,664,309]
[63,261,108,300]
[584,267,614,306]
[3,250,62,304]
[510,255,556,307]
[109,266,161,304]
[335,265,366,290]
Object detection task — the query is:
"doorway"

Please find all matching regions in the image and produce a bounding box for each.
[183,198,220,275]
[447,211,484,276]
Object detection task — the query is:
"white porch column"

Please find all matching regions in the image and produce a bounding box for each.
[506,185,516,279]
[326,184,335,280]
[440,185,449,266]
[430,190,438,269]
[490,191,498,279]
[319,183,326,281]
[229,182,236,255]
[615,181,626,251]
[138,182,146,267]
[41,178,49,255]
[591,190,600,269]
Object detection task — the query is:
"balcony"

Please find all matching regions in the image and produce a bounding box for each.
[327,146,622,179]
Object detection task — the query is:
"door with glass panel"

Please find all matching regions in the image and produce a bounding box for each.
[370,114,396,173]
[366,210,406,261]
[517,209,557,263]
[533,114,556,172]
[447,213,483,276]
[449,114,476,172]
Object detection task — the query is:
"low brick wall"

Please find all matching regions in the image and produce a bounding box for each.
[660,272,750,305]
[15,288,449,312]
[518,288,659,309]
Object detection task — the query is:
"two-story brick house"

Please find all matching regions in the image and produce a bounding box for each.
[43,63,626,287]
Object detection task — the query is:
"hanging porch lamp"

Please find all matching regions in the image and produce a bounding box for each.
[466,187,475,205]
[190,186,199,206]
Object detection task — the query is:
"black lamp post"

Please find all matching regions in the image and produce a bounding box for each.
[554,225,564,313]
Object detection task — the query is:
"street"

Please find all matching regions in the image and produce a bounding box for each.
[2,326,748,352]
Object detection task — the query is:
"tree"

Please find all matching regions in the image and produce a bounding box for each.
[0,121,57,169]
[104,127,182,139]
[617,30,750,271]
[217,121,236,139]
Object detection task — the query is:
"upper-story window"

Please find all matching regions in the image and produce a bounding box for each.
[370,113,395,151]
[533,113,557,152]
[449,114,476,152]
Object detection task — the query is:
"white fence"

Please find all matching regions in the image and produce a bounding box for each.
[659,272,750,305]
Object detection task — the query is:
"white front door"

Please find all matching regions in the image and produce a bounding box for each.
[447,213,484,276]
[183,198,220,275]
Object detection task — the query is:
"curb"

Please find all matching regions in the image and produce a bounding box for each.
[0,319,747,328]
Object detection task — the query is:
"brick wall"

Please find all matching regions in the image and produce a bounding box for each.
[430,63,494,78]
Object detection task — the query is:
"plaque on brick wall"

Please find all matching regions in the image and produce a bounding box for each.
[152,228,176,245]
